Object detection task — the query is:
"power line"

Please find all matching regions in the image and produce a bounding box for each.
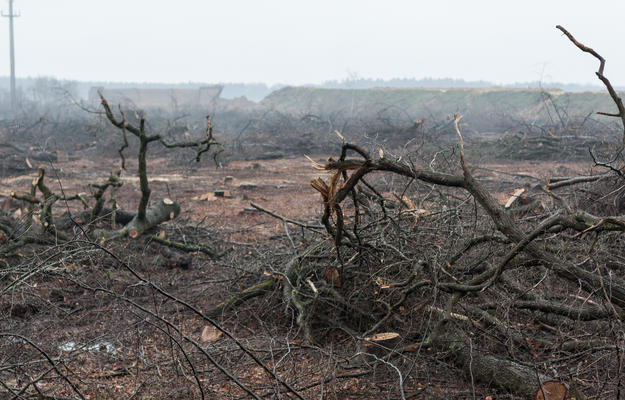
[2,0,19,111]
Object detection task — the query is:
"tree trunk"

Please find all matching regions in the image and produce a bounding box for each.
[124,199,180,238]
[431,319,557,399]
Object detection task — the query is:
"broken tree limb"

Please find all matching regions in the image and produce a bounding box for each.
[11,167,90,236]
[557,25,625,146]
[10,191,39,204]
[99,93,221,163]
[33,167,56,230]
[511,299,611,321]
[546,174,608,190]
[316,141,625,308]
[430,319,557,399]
[250,202,324,231]
[152,235,217,258]
[208,278,277,318]
[89,172,123,223]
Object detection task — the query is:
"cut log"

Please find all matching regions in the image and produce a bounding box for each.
[214,190,235,198]
[361,332,401,361]
[238,182,258,190]
[123,199,180,238]
[431,319,555,398]
[55,208,135,230]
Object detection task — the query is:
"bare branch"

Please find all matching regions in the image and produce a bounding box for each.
[556,25,625,145]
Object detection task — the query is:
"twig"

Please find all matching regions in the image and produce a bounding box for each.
[250,202,324,231]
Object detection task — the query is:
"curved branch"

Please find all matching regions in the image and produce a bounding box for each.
[556,25,625,145]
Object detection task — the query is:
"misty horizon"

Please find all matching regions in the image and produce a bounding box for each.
[1,1,625,88]
[0,75,615,103]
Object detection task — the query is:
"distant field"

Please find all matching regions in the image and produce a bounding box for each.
[261,86,623,133]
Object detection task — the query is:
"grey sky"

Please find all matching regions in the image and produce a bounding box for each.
[2,0,624,86]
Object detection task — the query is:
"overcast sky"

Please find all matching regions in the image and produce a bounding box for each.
[1,0,624,86]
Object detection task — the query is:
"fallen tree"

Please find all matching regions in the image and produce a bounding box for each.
[213,26,625,399]
[94,94,221,240]
[0,94,223,256]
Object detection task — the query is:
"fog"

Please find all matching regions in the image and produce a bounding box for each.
[1,0,625,87]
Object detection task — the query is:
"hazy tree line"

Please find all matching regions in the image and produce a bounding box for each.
[0,76,620,168]
[0,75,616,105]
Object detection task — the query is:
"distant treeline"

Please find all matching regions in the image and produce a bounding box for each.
[0,76,616,103]
[319,77,607,93]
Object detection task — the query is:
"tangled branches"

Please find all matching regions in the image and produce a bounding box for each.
[277,115,624,397]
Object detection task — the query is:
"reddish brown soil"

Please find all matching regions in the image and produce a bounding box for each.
[0,153,595,399]
[1,154,590,232]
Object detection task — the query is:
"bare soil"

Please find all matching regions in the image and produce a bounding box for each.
[0,152,595,399]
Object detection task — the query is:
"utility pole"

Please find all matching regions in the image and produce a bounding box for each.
[2,0,19,110]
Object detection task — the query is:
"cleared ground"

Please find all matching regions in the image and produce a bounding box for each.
[0,151,597,399]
